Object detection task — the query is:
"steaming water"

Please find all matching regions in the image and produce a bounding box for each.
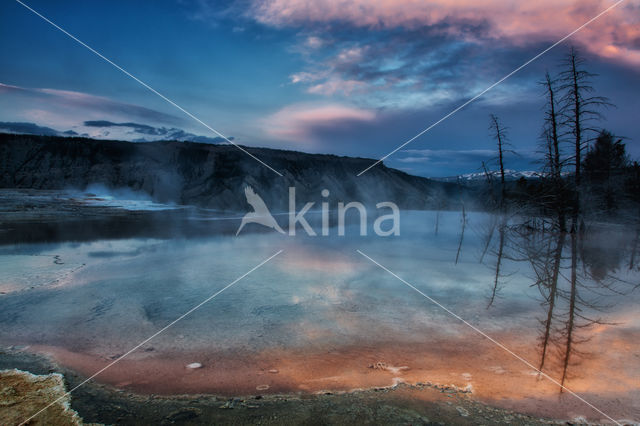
[0,210,638,420]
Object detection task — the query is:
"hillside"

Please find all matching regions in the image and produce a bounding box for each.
[0,133,461,211]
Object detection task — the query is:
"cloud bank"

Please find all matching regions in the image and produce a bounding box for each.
[244,0,639,114]
[250,0,640,66]
[0,83,230,143]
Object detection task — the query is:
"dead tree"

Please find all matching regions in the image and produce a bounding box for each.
[542,72,563,181]
[489,114,510,208]
[558,47,612,223]
[540,71,568,231]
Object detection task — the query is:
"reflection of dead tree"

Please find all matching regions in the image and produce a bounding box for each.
[512,215,634,390]
[484,209,639,392]
[519,218,566,375]
[481,213,520,309]
[530,220,632,392]
[630,227,639,270]
[560,228,579,389]
[487,216,506,308]
[557,222,610,390]
[454,178,468,265]
[430,188,447,236]
[455,201,467,265]
[479,161,499,263]
[479,214,497,264]
[516,218,563,373]
[538,230,565,372]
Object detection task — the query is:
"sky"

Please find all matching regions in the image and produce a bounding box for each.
[0,0,639,177]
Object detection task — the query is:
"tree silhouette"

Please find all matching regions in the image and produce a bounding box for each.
[558,47,612,221]
[584,130,628,181]
[542,72,563,181]
[489,114,511,209]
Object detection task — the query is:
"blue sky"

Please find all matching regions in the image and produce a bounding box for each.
[1,0,639,176]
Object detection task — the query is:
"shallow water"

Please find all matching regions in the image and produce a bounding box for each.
[1,211,638,422]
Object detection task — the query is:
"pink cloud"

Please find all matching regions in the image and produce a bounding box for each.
[251,0,640,66]
[262,103,376,143]
[307,78,368,95]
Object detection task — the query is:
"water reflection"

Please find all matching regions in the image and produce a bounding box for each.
[0,211,638,420]
[477,212,639,395]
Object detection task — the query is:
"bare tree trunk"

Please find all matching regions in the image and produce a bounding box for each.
[542,72,567,232]
[571,57,582,227]
[570,54,582,190]
[544,72,562,180]
[490,114,508,208]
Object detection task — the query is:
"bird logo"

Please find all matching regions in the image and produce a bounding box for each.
[236,186,286,236]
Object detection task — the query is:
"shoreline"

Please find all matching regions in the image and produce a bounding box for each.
[0,346,566,426]
[1,345,635,425]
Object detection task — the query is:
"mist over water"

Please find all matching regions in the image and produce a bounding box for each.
[0,210,638,420]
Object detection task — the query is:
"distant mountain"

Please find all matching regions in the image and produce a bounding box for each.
[0,133,466,211]
[432,169,543,183]
[81,120,231,144]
